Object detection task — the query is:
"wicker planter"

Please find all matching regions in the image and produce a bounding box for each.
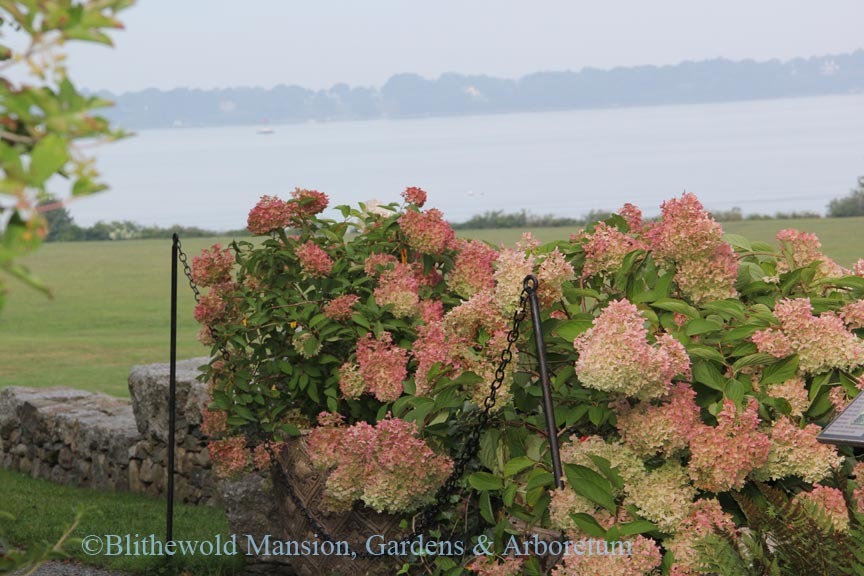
[221,434,408,576]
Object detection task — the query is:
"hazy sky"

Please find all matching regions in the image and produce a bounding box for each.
[69,0,864,93]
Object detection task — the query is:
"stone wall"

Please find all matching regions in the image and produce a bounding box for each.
[0,358,218,505]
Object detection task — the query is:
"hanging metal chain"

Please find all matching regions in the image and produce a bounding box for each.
[408,283,530,539]
[176,236,530,553]
[176,238,201,303]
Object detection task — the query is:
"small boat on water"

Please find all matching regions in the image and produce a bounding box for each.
[257,127,276,135]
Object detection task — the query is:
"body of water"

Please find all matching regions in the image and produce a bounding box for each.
[70,93,864,229]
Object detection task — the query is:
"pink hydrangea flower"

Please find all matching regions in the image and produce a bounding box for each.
[373,262,420,318]
[337,363,365,399]
[399,208,455,255]
[776,228,845,278]
[793,485,849,531]
[766,377,809,417]
[754,417,843,483]
[418,299,444,324]
[619,203,644,233]
[208,436,249,478]
[854,259,864,277]
[614,382,701,456]
[537,248,575,307]
[412,321,455,396]
[323,294,360,321]
[752,298,864,373]
[493,249,535,316]
[447,238,498,298]
[191,244,234,287]
[363,252,398,276]
[467,555,524,576]
[645,193,738,303]
[688,399,770,492]
[551,535,662,576]
[840,300,864,330]
[582,221,641,278]
[295,241,333,278]
[290,187,329,217]
[401,186,427,207]
[307,417,453,513]
[574,299,690,399]
[443,290,508,340]
[355,331,408,402]
[200,408,228,437]
[194,290,227,325]
[665,499,736,575]
[247,195,292,234]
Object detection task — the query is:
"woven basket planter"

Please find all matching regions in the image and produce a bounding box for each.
[221,434,408,576]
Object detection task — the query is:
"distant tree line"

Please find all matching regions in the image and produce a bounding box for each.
[39,177,864,241]
[103,51,864,130]
[39,199,250,242]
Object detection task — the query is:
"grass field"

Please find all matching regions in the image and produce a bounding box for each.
[0,469,243,574]
[2,218,863,397]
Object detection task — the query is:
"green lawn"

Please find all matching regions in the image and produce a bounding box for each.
[0,469,243,574]
[1,219,863,397]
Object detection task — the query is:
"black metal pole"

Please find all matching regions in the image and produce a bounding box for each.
[167,234,178,545]
[523,274,564,489]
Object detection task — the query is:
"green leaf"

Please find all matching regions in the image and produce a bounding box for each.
[588,455,624,490]
[479,491,494,524]
[468,471,503,491]
[563,464,616,513]
[732,353,776,373]
[693,361,726,391]
[568,513,607,538]
[760,356,799,386]
[723,233,752,251]
[554,319,594,341]
[685,318,723,336]
[652,298,699,319]
[525,471,555,490]
[503,456,535,477]
[687,345,727,364]
[29,134,69,185]
[724,379,745,405]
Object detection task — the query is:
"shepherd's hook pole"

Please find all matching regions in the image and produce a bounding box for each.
[523,274,564,489]
[167,234,178,546]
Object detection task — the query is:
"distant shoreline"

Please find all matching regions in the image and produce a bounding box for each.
[102,50,864,131]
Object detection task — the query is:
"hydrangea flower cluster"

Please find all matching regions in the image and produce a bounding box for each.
[191,244,234,287]
[793,485,849,531]
[581,221,642,279]
[466,555,524,576]
[208,436,249,478]
[765,377,810,417]
[664,499,736,576]
[551,535,661,576]
[625,462,696,532]
[447,238,498,298]
[840,300,864,330]
[401,186,427,207]
[354,331,408,402]
[399,208,455,255]
[687,399,770,492]
[290,187,329,217]
[753,417,842,483]
[247,195,292,234]
[373,262,420,318]
[194,290,227,325]
[752,298,864,373]
[537,248,575,307]
[295,241,333,278]
[776,228,845,278]
[307,416,453,513]
[493,249,535,316]
[323,294,360,321]
[645,193,738,303]
[574,299,690,399]
[614,383,701,457]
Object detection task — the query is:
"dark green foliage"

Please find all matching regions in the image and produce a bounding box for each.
[695,483,864,576]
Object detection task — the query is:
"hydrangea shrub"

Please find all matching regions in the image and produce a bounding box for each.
[198,190,864,576]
